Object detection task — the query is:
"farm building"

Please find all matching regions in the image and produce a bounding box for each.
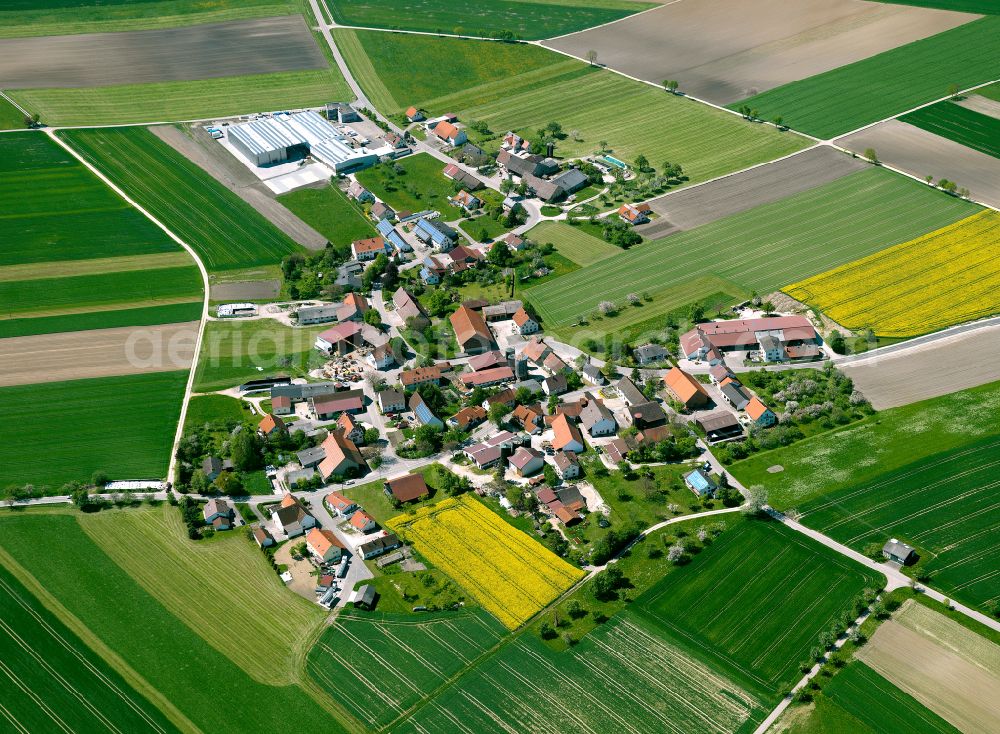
[252,525,274,548]
[325,102,360,123]
[226,111,378,173]
[359,533,402,559]
[314,321,365,356]
[551,413,585,453]
[443,163,484,191]
[217,303,257,318]
[696,410,743,442]
[509,446,545,477]
[414,218,458,250]
[512,308,539,335]
[311,389,365,420]
[377,389,406,414]
[580,399,616,437]
[680,316,819,362]
[317,430,365,481]
[882,538,916,565]
[385,474,430,504]
[376,219,411,253]
[400,365,445,388]
[465,431,527,470]
[664,367,711,410]
[297,304,340,325]
[451,305,495,355]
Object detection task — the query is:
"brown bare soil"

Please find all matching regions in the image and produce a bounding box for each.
[0,16,326,89]
[208,281,281,301]
[637,146,865,237]
[150,124,327,250]
[544,0,978,105]
[836,119,1000,209]
[955,94,1000,121]
[840,322,1000,410]
[857,601,1000,734]
[0,322,198,387]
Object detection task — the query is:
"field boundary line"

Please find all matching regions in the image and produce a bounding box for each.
[540,1,674,43]
[46,129,210,486]
[0,90,28,117]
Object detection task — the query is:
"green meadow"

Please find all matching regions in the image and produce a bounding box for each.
[278,184,378,246]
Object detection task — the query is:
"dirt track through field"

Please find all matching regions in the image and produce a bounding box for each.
[0,16,327,89]
[956,94,1000,121]
[857,603,1000,734]
[150,124,327,250]
[836,119,1000,209]
[637,146,865,238]
[544,0,979,104]
[0,322,198,386]
[840,322,1000,410]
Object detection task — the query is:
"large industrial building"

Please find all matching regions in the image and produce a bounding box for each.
[226,111,379,173]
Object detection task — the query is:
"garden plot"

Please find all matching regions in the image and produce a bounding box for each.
[0,16,326,88]
[639,145,865,237]
[396,613,765,734]
[836,120,1000,208]
[856,601,1000,734]
[544,0,977,105]
[800,434,1000,612]
[307,610,506,729]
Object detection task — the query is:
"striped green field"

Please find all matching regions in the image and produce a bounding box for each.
[527,221,623,266]
[0,95,24,129]
[901,101,1000,159]
[0,371,189,489]
[0,302,202,339]
[10,67,350,127]
[733,17,1000,139]
[59,127,302,273]
[527,168,979,326]
[328,0,656,40]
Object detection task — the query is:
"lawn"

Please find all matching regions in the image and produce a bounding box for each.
[728,379,1000,509]
[527,221,621,266]
[0,0,296,37]
[0,510,356,733]
[635,520,881,698]
[0,301,202,339]
[900,100,1000,159]
[80,505,322,679]
[341,464,455,523]
[184,394,251,429]
[395,611,766,734]
[0,371,189,491]
[0,563,182,734]
[0,132,182,266]
[527,168,977,326]
[307,608,507,729]
[799,434,1000,614]
[328,0,657,40]
[60,127,303,273]
[785,210,1000,337]
[277,183,377,246]
[0,95,24,128]
[355,153,463,219]
[732,17,1000,139]
[387,494,584,629]
[10,68,351,127]
[194,319,329,391]
[459,213,512,242]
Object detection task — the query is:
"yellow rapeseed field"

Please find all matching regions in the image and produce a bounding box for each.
[388,494,584,629]
[784,211,1000,337]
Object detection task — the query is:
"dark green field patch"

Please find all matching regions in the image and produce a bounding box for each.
[901,101,1000,159]
[872,0,999,12]
[58,127,302,273]
[0,301,202,339]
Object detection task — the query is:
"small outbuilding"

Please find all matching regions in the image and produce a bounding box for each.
[882,538,916,565]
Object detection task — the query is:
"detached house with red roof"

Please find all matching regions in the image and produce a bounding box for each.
[512,307,539,335]
[350,509,377,534]
[257,413,287,437]
[618,202,651,225]
[306,528,345,563]
[452,189,481,211]
[405,106,425,122]
[745,396,777,427]
[325,491,358,517]
[433,120,467,146]
[352,236,387,261]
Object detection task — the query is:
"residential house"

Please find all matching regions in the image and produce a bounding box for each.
[370,202,395,222]
[350,510,377,534]
[553,451,580,480]
[452,189,481,211]
[459,142,487,166]
[450,305,495,355]
[745,397,777,427]
[542,373,567,396]
[306,528,345,563]
[501,232,526,251]
[382,131,409,151]
[580,399,617,437]
[296,445,327,470]
[317,430,365,481]
[366,343,397,370]
[551,413,585,453]
[509,446,544,477]
[442,163,484,191]
[409,391,444,429]
[434,121,467,146]
[696,410,743,442]
[359,533,402,559]
[201,456,231,482]
[351,236,387,261]
[604,437,629,464]
[252,525,275,548]
[346,180,374,203]
[512,308,539,335]
[449,405,487,430]
[616,377,646,407]
[384,474,430,504]
[337,413,365,444]
[618,202,651,225]
[501,131,530,151]
[271,493,316,537]
[400,365,445,388]
[635,343,669,365]
[414,218,458,250]
[377,388,406,414]
[392,287,428,327]
[272,395,293,416]
[337,292,369,322]
[684,468,717,497]
[521,336,551,364]
[376,218,410,254]
[709,364,734,384]
[482,388,517,411]
[538,485,585,525]
[882,539,916,565]
[420,266,441,284]
[405,106,425,122]
[311,389,365,420]
[203,498,234,530]
[582,363,605,385]
[325,491,358,517]
[447,244,483,270]
[512,403,544,434]
[523,173,562,202]
[257,413,286,438]
[465,431,525,469]
[628,400,668,429]
[543,352,569,374]
[314,321,365,356]
[664,367,711,410]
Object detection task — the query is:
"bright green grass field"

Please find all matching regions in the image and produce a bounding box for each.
[799,434,1000,614]
[527,168,978,326]
[184,394,250,428]
[12,67,350,128]
[0,301,202,339]
[60,127,302,273]
[527,220,621,266]
[328,0,656,40]
[732,17,1000,139]
[278,184,377,246]
[0,511,353,734]
[0,132,182,266]
[307,609,507,729]
[0,564,181,734]
[729,380,1000,508]
[0,372,188,490]
[194,320,328,391]
[979,82,1000,102]
[0,95,24,129]
[396,610,767,734]
[355,152,463,219]
[801,661,961,734]
[0,0,295,38]
[636,520,881,698]
[901,101,1000,159]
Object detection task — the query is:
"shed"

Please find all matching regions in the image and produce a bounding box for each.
[882,538,916,565]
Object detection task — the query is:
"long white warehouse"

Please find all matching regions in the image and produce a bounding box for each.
[227,110,378,173]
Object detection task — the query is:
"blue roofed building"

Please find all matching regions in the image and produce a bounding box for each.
[414,218,458,251]
[684,468,717,497]
[420,267,440,284]
[376,218,411,253]
[408,391,443,429]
